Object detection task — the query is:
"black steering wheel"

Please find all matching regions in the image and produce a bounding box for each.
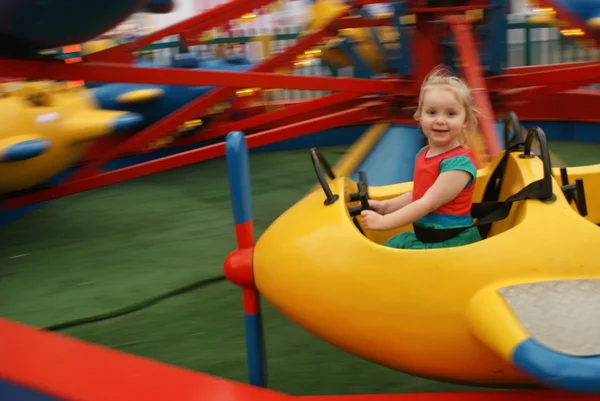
[310,148,371,232]
[348,171,370,216]
[347,171,370,235]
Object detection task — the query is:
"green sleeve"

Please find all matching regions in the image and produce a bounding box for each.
[440,156,477,186]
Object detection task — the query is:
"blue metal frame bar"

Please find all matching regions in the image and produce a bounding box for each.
[484,0,509,75]
[392,1,412,77]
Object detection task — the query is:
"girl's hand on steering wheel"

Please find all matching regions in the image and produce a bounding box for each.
[368,199,386,215]
[360,210,385,230]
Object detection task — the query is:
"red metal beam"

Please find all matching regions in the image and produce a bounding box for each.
[501,61,599,76]
[0,319,291,401]
[487,63,600,92]
[178,99,381,147]
[5,319,595,401]
[247,113,382,133]
[3,103,383,209]
[444,14,501,158]
[176,92,371,145]
[0,59,408,94]
[496,79,600,104]
[506,90,600,124]
[224,93,393,137]
[248,98,382,129]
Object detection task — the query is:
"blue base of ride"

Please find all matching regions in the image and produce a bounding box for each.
[350,124,424,186]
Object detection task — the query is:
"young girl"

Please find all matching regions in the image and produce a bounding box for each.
[360,66,482,249]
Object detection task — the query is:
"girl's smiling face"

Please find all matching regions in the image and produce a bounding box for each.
[419,86,467,151]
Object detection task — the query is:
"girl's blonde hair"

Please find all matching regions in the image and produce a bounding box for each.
[413,65,480,146]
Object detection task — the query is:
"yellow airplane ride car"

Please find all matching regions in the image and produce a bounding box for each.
[223,114,600,394]
[0,81,143,194]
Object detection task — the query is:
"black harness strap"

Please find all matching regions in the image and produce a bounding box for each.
[413,143,555,244]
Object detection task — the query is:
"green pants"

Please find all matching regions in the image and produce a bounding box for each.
[383,223,482,250]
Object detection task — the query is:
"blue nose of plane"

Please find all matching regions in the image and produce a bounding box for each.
[112,112,145,134]
[1,139,51,162]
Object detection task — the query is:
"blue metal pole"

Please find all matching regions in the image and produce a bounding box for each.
[224,131,268,387]
[485,0,509,75]
[392,1,412,77]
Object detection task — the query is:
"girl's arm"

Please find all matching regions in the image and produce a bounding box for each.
[381,191,413,214]
[363,170,472,231]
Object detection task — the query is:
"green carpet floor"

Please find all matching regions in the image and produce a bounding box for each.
[1,141,599,396]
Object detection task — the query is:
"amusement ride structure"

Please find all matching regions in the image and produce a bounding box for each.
[0,0,596,207]
[0,0,599,400]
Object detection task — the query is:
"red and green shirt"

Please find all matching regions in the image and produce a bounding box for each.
[412,145,477,227]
